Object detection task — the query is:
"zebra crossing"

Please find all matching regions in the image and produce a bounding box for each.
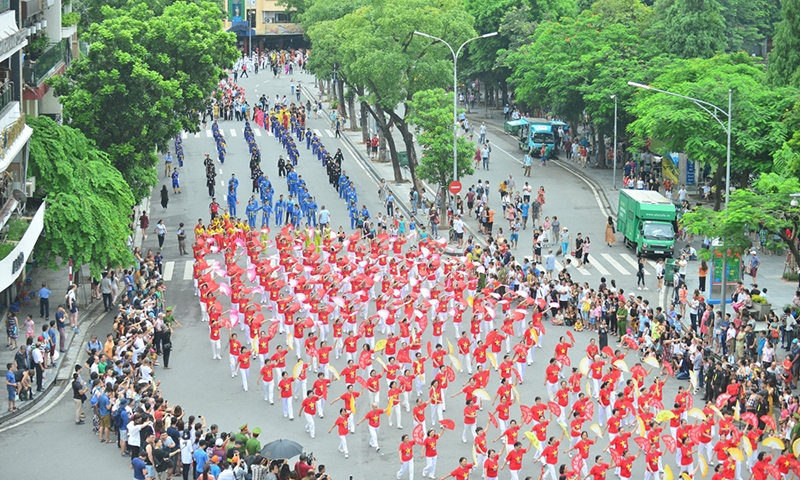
[182,127,338,140]
[528,250,663,278]
[160,260,195,282]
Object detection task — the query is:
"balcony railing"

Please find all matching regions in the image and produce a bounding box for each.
[0,82,14,114]
[23,38,71,87]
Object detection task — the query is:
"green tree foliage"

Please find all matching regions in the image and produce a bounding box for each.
[627,53,798,209]
[52,1,237,202]
[77,0,226,31]
[27,116,135,276]
[506,1,663,144]
[648,0,726,58]
[407,89,475,192]
[718,0,781,53]
[768,0,800,87]
[681,173,800,267]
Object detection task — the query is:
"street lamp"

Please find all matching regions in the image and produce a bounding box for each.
[790,193,800,208]
[610,95,618,189]
[627,81,733,318]
[413,30,498,183]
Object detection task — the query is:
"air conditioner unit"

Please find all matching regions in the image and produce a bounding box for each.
[25,178,35,197]
[265,18,273,23]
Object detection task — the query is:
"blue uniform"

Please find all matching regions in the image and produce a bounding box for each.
[275,199,286,226]
[227,191,237,216]
[261,203,273,228]
[246,200,259,228]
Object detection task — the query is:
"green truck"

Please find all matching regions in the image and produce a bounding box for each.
[617,189,677,257]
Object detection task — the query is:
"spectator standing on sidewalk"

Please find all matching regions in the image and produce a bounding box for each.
[37,283,50,320]
[101,272,114,312]
[177,223,188,256]
[6,362,16,412]
[55,305,66,352]
[72,372,87,424]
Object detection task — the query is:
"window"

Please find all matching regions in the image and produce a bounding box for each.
[275,12,290,23]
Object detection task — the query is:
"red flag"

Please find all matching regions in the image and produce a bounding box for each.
[440,419,455,430]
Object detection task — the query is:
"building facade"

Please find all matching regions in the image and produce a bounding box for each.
[226,0,306,53]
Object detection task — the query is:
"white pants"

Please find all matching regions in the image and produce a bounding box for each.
[304,412,316,437]
[509,470,521,480]
[293,378,307,399]
[262,380,274,403]
[368,425,380,449]
[338,435,349,455]
[415,374,426,396]
[462,423,477,442]
[459,353,472,373]
[546,382,558,401]
[316,398,326,417]
[516,362,526,382]
[389,406,402,427]
[282,397,294,419]
[370,390,381,406]
[430,404,443,425]
[240,368,249,391]
[644,471,660,480]
[543,464,558,480]
[422,456,437,478]
[397,459,414,480]
[211,339,221,358]
[230,354,238,376]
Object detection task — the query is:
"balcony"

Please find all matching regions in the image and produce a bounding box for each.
[23,37,70,87]
[0,82,14,115]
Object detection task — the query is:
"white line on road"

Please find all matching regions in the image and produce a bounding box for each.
[181,131,188,139]
[183,261,193,281]
[564,254,590,276]
[230,129,237,137]
[206,130,212,138]
[254,129,261,137]
[601,253,631,275]
[266,129,273,136]
[194,132,201,139]
[163,261,175,281]
[620,253,649,274]
[587,255,610,275]
[325,129,335,137]
[314,129,322,137]
[218,168,223,175]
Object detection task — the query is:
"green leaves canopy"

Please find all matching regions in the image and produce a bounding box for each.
[52,1,237,202]
[407,89,475,188]
[648,0,726,59]
[768,0,800,87]
[27,116,135,276]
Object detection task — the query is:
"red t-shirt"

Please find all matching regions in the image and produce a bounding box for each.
[302,396,318,415]
[506,448,527,471]
[335,415,349,436]
[278,378,293,398]
[399,441,414,462]
[365,409,384,428]
[424,435,439,457]
[449,464,474,480]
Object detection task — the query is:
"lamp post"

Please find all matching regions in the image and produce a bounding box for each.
[413,30,498,183]
[610,94,618,189]
[627,81,733,319]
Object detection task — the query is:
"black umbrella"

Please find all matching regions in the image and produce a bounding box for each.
[260,439,304,459]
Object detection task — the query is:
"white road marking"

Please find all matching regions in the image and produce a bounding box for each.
[325,129,335,137]
[314,129,322,137]
[564,254,590,276]
[601,253,631,275]
[181,131,188,139]
[266,129,273,136]
[206,130,212,138]
[194,132,201,139]
[587,255,610,275]
[163,261,174,281]
[620,253,649,275]
[254,129,261,137]
[230,129,237,137]
[183,261,193,281]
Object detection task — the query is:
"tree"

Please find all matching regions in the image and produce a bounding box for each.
[51,1,237,202]
[27,116,135,276]
[408,89,475,218]
[627,53,798,210]
[76,0,227,31]
[768,0,800,87]
[648,0,726,58]
[681,173,800,269]
[308,0,475,191]
[718,0,781,53]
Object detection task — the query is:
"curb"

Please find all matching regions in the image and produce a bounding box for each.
[0,293,113,425]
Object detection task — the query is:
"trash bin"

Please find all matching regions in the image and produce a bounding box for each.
[664,258,678,286]
[398,151,408,168]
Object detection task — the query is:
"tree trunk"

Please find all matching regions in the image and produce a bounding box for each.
[368,103,403,183]
[360,101,370,144]
[337,77,346,120]
[596,128,607,168]
[711,160,724,211]
[348,94,358,131]
[500,81,508,110]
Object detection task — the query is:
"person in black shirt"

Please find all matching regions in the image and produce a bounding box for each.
[72,372,87,424]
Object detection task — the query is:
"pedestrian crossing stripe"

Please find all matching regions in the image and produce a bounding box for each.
[230,129,237,137]
[586,255,610,276]
[183,261,193,281]
[181,131,188,139]
[206,130,213,138]
[325,129,335,137]
[314,129,322,137]
[254,129,261,137]
[194,132,201,139]
[601,253,631,275]
[620,253,649,275]
[163,261,175,282]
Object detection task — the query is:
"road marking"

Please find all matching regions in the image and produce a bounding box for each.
[601,254,631,275]
[587,255,610,275]
[314,129,322,137]
[206,130,212,138]
[620,253,649,275]
[181,131,188,139]
[194,132,201,139]
[553,258,565,272]
[230,129,237,137]
[183,261,193,281]
[163,261,175,281]
[325,129,335,137]
[254,129,261,137]
[564,254,590,276]
[266,129,273,136]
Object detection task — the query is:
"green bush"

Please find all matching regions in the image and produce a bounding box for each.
[62,12,80,28]
[0,242,15,260]
[6,218,28,241]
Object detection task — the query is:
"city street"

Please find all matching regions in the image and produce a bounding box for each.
[0,67,794,480]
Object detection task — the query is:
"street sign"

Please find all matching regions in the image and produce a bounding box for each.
[448,181,462,195]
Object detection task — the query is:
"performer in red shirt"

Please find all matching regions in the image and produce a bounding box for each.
[327,408,350,459]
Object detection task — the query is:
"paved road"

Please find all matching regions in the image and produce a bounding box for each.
[0,69,783,480]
